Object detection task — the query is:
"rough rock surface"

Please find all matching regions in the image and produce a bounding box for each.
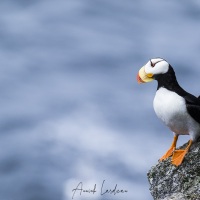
[147,138,200,200]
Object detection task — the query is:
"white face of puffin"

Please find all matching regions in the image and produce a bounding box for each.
[137,58,169,83]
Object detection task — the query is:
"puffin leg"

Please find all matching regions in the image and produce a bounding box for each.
[159,135,178,161]
[171,140,192,166]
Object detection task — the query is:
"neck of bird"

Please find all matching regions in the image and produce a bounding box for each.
[156,66,180,91]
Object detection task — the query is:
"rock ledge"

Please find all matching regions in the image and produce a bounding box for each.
[147,138,200,200]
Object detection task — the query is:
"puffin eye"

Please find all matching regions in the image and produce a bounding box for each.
[150,59,163,67]
[150,60,155,67]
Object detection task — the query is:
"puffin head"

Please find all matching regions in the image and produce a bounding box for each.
[137,58,170,84]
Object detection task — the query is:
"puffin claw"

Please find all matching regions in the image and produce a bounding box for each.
[159,147,174,161]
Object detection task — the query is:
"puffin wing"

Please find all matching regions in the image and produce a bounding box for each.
[184,93,200,124]
[186,104,200,124]
[184,93,200,105]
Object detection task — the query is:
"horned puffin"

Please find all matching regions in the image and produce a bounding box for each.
[137,58,200,166]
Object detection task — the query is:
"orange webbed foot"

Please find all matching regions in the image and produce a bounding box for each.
[159,135,178,161]
[171,140,192,166]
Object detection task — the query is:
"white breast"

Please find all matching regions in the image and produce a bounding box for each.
[153,88,190,134]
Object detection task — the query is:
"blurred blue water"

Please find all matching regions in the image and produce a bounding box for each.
[0,0,200,200]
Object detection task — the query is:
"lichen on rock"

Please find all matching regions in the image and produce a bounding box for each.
[147,138,200,200]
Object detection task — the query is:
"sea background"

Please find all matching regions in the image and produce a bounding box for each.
[0,1,200,200]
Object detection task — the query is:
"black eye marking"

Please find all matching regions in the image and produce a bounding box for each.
[150,60,154,67]
[150,59,163,67]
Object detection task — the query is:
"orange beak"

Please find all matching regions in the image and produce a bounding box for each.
[137,66,154,84]
[137,73,145,84]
